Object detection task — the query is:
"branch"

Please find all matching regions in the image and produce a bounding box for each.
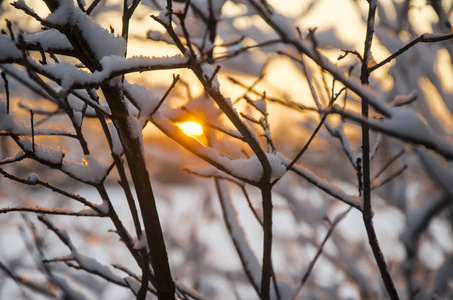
[0,205,100,216]
[294,207,352,297]
[360,1,399,299]
[369,32,453,73]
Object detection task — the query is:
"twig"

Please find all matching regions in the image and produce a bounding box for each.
[1,71,9,114]
[174,1,197,58]
[210,39,282,63]
[86,0,102,15]
[294,207,352,298]
[0,261,57,297]
[0,167,105,214]
[5,19,15,41]
[149,74,180,116]
[373,149,405,180]
[369,32,453,73]
[360,1,399,299]
[30,110,35,153]
[181,106,244,140]
[372,164,407,190]
[0,205,99,216]
[272,87,346,187]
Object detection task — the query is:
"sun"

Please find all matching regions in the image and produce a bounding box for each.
[178,121,204,137]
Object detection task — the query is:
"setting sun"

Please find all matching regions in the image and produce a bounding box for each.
[178,121,204,137]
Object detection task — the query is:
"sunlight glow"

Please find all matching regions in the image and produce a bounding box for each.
[178,122,204,137]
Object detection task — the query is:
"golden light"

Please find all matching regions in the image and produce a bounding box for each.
[178,121,204,137]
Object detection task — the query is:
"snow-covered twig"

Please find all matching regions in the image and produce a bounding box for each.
[293,207,352,298]
[368,32,453,73]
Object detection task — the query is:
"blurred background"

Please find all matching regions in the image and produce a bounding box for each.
[1,0,453,299]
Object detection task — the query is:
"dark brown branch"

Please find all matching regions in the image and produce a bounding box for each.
[369,32,453,73]
[260,185,273,300]
[360,2,399,299]
[1,71,9,114]
[86,0,102,15]
[209,39,282,63]
[149,74,180,116]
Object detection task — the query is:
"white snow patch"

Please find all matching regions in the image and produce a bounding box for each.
[125,116,142,141]
[200,62,220,89]
[62,155,108,184]
[0,36,21,62]
[23,29,72,52]
[381,107,432,141]
[34,144,65,165]
[133,232,148,251]
[27,173,40,184]
[108,122,123,155]
[123,81,159,118]
[44,0,126,59]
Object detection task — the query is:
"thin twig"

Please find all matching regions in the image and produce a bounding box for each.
[360,1,399,299]
[30,110,35,153]
[1,71,9,114]
[369,32,453,73]
[149,74,180,116]
[294,207,352,298]
[373,149,405,180]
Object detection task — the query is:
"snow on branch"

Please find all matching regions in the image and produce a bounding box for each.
[152,112,286,185]
[61,155,109,185]
[287,161,362,210]
[328,105,453,160]
[14,54,190,93]
[38,215,127,287]
[0,205,100,217]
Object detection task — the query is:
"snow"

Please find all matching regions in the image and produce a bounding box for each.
[72,111,83,128]
[22,29,73,52]
[123,81,159,118]
[27,173,40,184]
[417,147,453,189]
[158,8,171,25]
[215,180,262,293]
[61,155,108,184]
[45,0,126,59]
[381,107,432,142]
[0,103,24,133]
[284,159,361,210]
[0,151,25,164]
[253,99,267,115]
[266,153,286,179]
[34,143,65,165]
[184,165,243,184]
[0,36,21,62]
[125,116,142,141]
[108,122,123,155]
[133,232,148,251]
[123,277,140,295]
[76,254,124,285]
[391,90,418,107]
[41,61,89,90]
[38,55,188,92]
[200,62,220,89]
[95,201,110,214]
[99,55,188,74]
[193,151,282,182]
[44,0,74,25]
